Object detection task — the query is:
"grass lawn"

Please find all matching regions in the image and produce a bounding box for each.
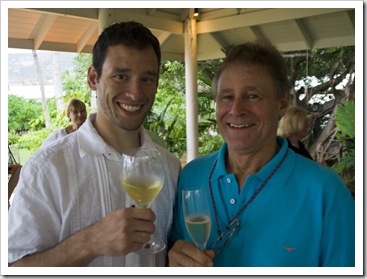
[10,147,35,165]
[19,149,34,165]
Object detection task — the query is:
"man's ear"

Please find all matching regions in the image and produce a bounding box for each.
[279,92,290,118]
[87,66,98,91]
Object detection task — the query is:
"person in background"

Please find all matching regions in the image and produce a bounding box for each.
[8,21,181,267]
[41,98,87,148]
[168,41,354,267]
[277,106,313,160]
[9,99,87,207]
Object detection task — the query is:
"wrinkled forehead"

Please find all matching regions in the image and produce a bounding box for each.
[218,63,274,85]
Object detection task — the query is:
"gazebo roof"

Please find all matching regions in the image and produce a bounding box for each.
[8,6,355,60]
[4,3,360,162]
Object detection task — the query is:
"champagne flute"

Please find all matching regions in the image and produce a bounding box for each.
[182,188,212,251]
[121,147,165,255]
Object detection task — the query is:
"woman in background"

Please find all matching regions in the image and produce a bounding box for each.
[277,106,313,160]
[41,98,87,148]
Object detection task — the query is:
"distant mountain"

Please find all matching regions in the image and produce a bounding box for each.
[8,52,77,85]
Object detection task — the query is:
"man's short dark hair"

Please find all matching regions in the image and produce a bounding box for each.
[92,21,161,82]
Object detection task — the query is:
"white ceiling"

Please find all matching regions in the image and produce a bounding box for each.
[8,7,355,61]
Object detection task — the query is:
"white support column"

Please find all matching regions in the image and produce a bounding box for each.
[98,8,113,33]
[184,18,199,162]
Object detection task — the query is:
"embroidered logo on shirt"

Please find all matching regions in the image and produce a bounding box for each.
[282,245,296,252]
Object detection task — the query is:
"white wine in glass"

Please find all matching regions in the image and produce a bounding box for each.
[182,188,212,251]
[121,147,165,254]
[122,175,163,208]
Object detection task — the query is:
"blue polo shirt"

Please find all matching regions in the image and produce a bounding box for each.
[169,137,355,267]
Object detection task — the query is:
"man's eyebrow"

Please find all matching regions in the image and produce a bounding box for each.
[110,68,157,76]
[217,86,258,94]
[143,70,158,77]
[217,88,233,94]
[111,67,129,74]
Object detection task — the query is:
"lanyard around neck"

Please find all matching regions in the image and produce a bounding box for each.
[208,148,288,238]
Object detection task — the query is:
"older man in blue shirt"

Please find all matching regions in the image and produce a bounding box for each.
[168,41,355,267]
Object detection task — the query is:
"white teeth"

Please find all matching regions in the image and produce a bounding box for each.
[229,124,250,128]
[230,124,246,128]
[121,104,141,112]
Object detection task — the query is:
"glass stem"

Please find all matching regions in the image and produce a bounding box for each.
[197,243,205,251]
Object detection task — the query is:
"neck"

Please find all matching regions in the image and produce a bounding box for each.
[93,114,141,154]
[227,143,280,191]
[65,124,77,134]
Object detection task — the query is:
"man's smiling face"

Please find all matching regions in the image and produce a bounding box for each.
[89,44,158,132]
[215,62,288,155]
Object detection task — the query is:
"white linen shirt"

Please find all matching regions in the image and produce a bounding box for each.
[40,128,67,149]
[8,113,181,266]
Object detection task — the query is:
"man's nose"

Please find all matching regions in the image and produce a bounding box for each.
[125,79,145,100]
[230,98,246,116]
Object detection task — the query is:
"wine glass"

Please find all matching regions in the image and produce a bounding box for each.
[121,147,166,255]
[182,188,212,251]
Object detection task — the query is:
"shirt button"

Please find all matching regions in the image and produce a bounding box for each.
[230,198,236,204]
[226,178,231,183]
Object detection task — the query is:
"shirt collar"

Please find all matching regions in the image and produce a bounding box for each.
[211,137,289,183]
[77,113,157,159]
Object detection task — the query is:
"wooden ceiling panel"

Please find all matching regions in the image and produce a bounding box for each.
[8,9,41,39]
[7,7,356,57]
[303,12,355,40]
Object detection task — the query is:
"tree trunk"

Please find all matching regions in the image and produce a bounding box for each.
[286,48,354,166]
[52,52,64,112]
[32,50,50,127]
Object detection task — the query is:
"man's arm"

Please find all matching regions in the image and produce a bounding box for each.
[9,207,155,266]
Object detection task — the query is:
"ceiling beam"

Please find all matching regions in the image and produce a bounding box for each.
[33,14,57,49]
[346,10,355,30]
[27,8,99,20]
[197,8,354,34]
[179,9,190,21]
[157,32,172,47]
[111,9,183,34]
[76,22,98,53]
[8,38,34,49]
[313,35,355,49]
[249,26,266,41]
[292,19,313,50]
[197,50,226,61]
[162,52,184,61]
[28,8,185,34]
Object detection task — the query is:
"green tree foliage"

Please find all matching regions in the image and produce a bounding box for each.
[8,54,94,151]
[333,100,355,192]
[8,47,355,190]
[145,60,223,159]
[62,54,93,107]
[335,100,355,139]
[8,95,44,132]
[17,128,55,152]
[285,47,354,87]
[284,46,355,190]
[27,54,93,147]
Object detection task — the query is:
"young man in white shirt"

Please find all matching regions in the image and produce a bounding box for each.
[8,21,181,267]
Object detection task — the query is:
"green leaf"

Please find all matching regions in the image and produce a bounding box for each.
[335,100,355,138]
